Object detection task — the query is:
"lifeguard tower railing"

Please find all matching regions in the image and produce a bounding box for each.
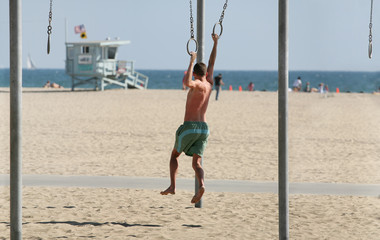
[95,60,149,91]
[65,40,148,91]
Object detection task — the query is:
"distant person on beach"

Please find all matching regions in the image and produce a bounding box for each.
[182,71,188,90]
[43,80,63,89]
[318,83,325,93]
[292,76,302,92]
[43,81,51,88]
[304,82,311,92]
[248,82,255,91]
[214,73,224,100]
[50,82,63,88]
[160,34,219,204]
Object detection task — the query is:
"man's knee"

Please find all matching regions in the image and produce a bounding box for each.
[171,149,180,158]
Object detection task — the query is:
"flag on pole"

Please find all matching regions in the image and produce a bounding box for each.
[74,24,86,34]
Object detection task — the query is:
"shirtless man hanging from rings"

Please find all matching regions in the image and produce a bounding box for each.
[160,34,219,204]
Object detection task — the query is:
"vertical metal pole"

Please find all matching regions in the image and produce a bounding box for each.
[195,0,204,208]
[9,0,23,239]
[71,77,74,91]
[65,18,68,43]
[278,0,289,239]
[196,0,205,64]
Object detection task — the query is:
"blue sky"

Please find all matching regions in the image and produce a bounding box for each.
[0,0,379,71]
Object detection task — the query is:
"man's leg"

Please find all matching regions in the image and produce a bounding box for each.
[191,154,205,203]
[160,149,181,195]
[215,87,219,100]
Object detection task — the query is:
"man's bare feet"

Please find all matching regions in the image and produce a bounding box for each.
[160,186,175,195]
[191,186,205,204]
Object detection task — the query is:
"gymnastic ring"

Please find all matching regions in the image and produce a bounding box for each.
[187,37,198,55]
[368,42,373,59]
[213,22,223,38]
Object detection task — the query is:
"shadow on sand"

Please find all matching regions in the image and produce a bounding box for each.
[182,224,202,228]
[36,221,162,228]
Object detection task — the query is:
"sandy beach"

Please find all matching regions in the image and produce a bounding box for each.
[0,89,379,239]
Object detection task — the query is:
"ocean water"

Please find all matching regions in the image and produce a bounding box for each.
[0,69,380,93]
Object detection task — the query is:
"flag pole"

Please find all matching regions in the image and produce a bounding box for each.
[65,18,68,43]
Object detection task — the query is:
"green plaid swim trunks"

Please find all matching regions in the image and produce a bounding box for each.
[174,121,209,157]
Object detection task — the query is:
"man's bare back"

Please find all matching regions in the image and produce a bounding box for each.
[184,79,212,122]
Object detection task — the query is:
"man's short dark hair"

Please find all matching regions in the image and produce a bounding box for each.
[193,62,207,76]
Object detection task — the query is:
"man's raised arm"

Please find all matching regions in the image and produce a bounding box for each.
[206,34,219,85]
[183,52,197,89]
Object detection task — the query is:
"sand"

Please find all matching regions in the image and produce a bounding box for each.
[0,88,379,239]
[0,187,379,239]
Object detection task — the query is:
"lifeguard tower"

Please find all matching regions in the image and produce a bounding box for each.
[65,39,148,91]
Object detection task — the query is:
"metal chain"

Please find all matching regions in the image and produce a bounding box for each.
[187,0,198,55]
[369,0,373,41]
[190,0,195,39]
[47,0,53,54]
[47,0,52,35]
[218,0,228,24]
[369,0,374,58]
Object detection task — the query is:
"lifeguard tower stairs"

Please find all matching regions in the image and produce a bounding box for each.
[65,40,148,91]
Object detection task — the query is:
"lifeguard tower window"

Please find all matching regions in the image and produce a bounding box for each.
[81,46,90,54]
[108,47,117,59]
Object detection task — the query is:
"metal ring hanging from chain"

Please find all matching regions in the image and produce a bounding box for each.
[47,0,53,54]
[187,38,198,55]
[187,0,198,55]
[212,22,223,38]
[212,0,228,38]
[369,0,374,59]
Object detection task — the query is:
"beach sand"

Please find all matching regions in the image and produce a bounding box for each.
[0,187,379,239]
[0,89,379,239]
